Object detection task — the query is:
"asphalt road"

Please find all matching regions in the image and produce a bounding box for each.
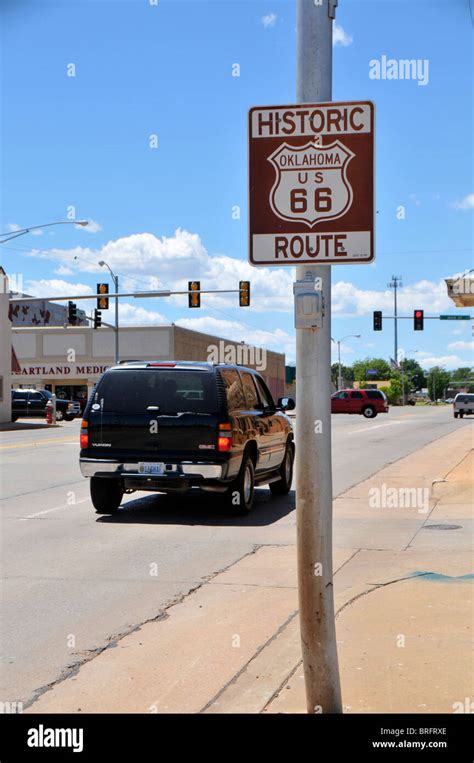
[0,406,471,706]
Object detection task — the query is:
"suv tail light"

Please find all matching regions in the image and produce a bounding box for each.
[80,420,89,448]
[217,423,232,452]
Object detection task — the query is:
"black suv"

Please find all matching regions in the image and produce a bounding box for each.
[79,361,295,514]
[11,389,77,422]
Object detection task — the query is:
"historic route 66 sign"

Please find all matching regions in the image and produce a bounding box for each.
[248,101,375,265]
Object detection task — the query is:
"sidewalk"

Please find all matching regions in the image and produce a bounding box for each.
[27,426,473,714]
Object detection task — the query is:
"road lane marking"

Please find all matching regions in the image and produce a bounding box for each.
[0,436,77,451]
[19,498,89,520]
[350,421,409,434]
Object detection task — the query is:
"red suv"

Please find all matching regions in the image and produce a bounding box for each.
[331,388,389,418]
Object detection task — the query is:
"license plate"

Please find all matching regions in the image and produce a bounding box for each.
[138,462,165,475]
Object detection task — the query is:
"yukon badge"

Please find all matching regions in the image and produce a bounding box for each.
[268,139,355,228]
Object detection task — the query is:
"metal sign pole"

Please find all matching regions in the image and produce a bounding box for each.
[295,0,342,713]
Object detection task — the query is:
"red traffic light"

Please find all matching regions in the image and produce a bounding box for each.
[414,309,424,330]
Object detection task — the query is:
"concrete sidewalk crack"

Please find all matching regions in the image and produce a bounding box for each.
[335,571,432,620]
[263,570,434,712]
[25,544,264,710]
[199,608,299,713]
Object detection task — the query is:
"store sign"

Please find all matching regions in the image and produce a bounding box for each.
[14,364,110,377]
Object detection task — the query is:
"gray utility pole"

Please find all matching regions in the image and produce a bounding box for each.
[387,275,402,364]
[295,0,342,714]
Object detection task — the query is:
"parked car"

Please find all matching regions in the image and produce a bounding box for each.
[331,388,389,418]
[79,361,295,515]
[11,389,76,422]
[453,393,474,418]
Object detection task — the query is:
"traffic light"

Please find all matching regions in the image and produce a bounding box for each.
[414,309,424,331]
[97,283,109,310]
[93,309,102,329]
[68,301,78,325]
[239,280,250,307]
[373,310,382,331]
[188,281,200,308]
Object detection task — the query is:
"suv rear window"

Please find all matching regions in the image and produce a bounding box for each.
[219,368,246,411]
[456,394,474,402]
[95,369,218,414]
[366,390,384,400]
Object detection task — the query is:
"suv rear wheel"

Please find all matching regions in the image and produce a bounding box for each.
[225,453,255,514]
[90,477,123,514]
[270,442,294,495]
[362,405,377,419]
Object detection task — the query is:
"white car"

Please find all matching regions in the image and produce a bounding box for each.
[453,393,474,418]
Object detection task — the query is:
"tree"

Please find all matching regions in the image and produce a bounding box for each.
[450,367,473,382]
[386,375,402,405]
[426,366,451,401]
[352,357,392,382]
[399,358,425,391]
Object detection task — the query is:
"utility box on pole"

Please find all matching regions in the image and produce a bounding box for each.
[248,0,375,714]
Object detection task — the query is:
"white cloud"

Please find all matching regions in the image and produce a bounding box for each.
[24,279,95,313]
[55,265,74,276]
[450,193,474,211]
[118,303,167,326]
[332,278,451,316]
[416,351,472,369]
[261,13,277,28]
[23,230,455,320]
[25,229,295,313]
[79,219,102,233]
[333,23,353,47]
[25,278,93,297]
[447,340,474,353]
[331,341,359,358]
[176,316,295,359]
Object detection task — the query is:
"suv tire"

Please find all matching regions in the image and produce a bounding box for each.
[362,405,377,419]
[225,453,255,514]
[270,443,294,496]
[90,477,123,514]
[454,412,459,418]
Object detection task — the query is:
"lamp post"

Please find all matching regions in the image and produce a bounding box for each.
[0,220,88,244]
[99,260,119,364]
[331,335,361,390]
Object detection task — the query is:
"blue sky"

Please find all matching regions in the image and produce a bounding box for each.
[1,0,473,368]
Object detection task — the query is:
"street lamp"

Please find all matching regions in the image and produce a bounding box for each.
[331,334,361,390]
[99,260,119,364]
[0,220,88,244]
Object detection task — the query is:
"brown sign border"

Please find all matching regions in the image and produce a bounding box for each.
[248,100,375,267]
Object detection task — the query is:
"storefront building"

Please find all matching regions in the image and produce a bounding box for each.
[11,325,285,405]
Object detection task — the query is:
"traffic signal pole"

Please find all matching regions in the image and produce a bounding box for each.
[114,274,119,364]
[295,0,342,714]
